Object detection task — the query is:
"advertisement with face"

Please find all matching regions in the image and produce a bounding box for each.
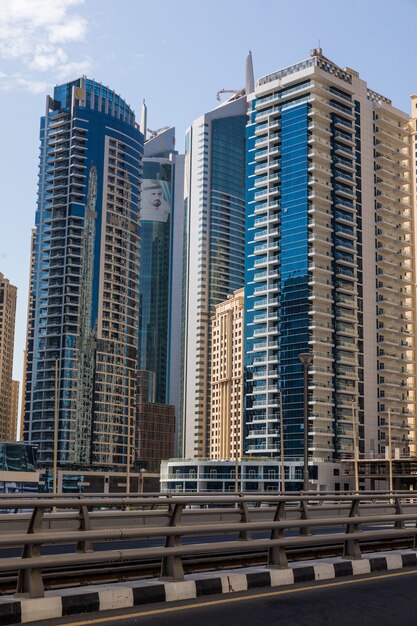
[141,178,171,222]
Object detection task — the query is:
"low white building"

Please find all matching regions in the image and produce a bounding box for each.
[160,458,348,493]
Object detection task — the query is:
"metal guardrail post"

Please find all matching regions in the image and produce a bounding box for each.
[76,504,93,553]
[160,503,185,580]
[238,495,251,541]
[268,500,288,569]
[299,498,311,536]
[16,506,46,598]
[344,498,362,559]
[394,497,405,529]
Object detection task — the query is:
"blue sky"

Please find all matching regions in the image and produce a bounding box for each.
[1,0,417,384]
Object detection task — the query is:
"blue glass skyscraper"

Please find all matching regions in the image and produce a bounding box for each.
[245,49,415,489]
[24,78,143,469]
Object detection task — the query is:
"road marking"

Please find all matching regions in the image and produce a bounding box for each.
[65,568,417,625]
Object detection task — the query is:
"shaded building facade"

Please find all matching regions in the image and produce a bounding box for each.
[136,370,175,472]
[139,126,185,413]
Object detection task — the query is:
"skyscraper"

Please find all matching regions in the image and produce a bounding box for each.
[210,288,244,460]
[24,78,143,469]
[139,123,185,411]
[180,57,253,458]
[0,273,17,441]
[245,49,415,489]
[408,93,417,458]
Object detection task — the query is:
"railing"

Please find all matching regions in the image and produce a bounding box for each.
[1,492,417,598]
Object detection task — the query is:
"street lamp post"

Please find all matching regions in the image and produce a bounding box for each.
[298,353,313,492]
[352,399,359,493]
[53,356,59,496]
[279,389,285,494]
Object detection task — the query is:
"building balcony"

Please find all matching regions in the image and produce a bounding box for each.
[253,327,267,337]
[255,93,281,111]
[377,114,408,134]
[254,122,269,135]
[254,149,268,161]
[308,121,330,138]
[329,100,354,118]
[254,162,269,175]
[376,128,410,150]
[335,351,357,365]
[314,350,334,362]
[308,147,332,164]
[333,131,355,148]
[253,284,268,296]
[269,119,281,131]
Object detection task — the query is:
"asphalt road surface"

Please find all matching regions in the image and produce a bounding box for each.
[35,567,417,626]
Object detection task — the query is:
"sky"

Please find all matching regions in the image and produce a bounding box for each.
[1,0,417,386]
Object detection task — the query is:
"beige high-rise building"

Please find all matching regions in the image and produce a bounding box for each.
[409,96,417,456]
[0,273,17,441]
[210,288,244,460]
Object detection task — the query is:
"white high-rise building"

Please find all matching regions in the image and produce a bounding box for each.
[180,55,254,457]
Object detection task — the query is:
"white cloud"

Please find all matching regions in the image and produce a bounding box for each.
[0,0,90,93]
[48,18,87,44]
[16,77,49,94]
[30,47,68,72]
[0,74,48,94]
[56,58,93,81]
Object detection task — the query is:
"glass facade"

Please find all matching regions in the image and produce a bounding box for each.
[138,161,172,403]
[209,116,247,307]
[244,61,362,472]
[245,97,311,459]
[181,104,247,459]
[0,443,37,472]
[245,51,415,486]
[24,78,143,469]
[279,103,310,456]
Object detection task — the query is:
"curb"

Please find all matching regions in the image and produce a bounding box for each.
[1,550,416,625]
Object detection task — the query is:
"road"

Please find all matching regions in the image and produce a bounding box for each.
[35,568,417,626]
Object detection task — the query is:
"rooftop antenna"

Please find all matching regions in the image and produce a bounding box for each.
[216,51,253,102]
[245,50,254,94]
[140,99,147,140]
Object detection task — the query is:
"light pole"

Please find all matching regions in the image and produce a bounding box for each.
[279,389,285,494]
[126,370,131,495]
[298,353,313,492]
[388,407,393,494]
[352,399,359,493]
[53,356,59,496]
